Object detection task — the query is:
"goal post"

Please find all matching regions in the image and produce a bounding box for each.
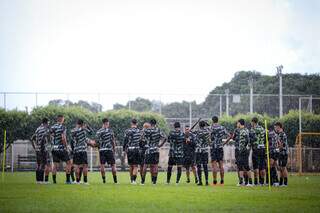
[297,97,320,175]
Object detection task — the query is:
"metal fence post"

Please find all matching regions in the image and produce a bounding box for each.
[189,102,192,127]
[219,95,222,117]
[11,143,14,173]
[225,89,229,116]
[90,147,93,172]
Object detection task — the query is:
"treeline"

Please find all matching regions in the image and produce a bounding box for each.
[113,71,320,117]
[1,106,320,153]
[0,106,168,153]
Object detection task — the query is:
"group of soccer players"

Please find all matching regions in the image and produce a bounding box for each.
[31,114,288,187]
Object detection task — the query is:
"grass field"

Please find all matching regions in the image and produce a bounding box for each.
[0,172,320,213]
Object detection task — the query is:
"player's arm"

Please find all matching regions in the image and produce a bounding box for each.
[158,131,167,147]
[112,132,116,153]
[61,128,68,149]
[123,130,129,152]
[30,134,36,150]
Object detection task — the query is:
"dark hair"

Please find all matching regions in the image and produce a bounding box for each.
[238,119,245,126]
[274,121,283,129]
[174,122,180,128]
[42,118,48,124]
[150,119,157,126]
[131,118,137,125]
[57,114,64,119]
[199,120,206,128]
[77,119,84,125]
[212,116,218,123]
[102,118,109,124]
[252,117,258,124]
[185,125,190,128]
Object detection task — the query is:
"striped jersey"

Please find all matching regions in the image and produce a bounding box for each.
[167,129,185,158]
[143,127,166,154]
[32,124,50,152]
[210,124,228,149]
[96,127,115,151]
[123,127,142,150]
[50,123,67,151]
[71,127,93,153]
[276,131,288,155]
[194,127,211,153]
[250,125,266,149]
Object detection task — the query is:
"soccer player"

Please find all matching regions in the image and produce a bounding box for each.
[194,120,211,186]
[166,122,184,184]
[267,127,279,186]
[95,118,118,184]
[31,118,51,184]
[123,119,142,184]
[143,119,166,185]
[51,115,72,184]
[210,116,230,185]
[139,122,150,185]
[183,125,198,184]
[250,117,266,186]
[236,119,253,186]
[70,119,95,184]
[274,122,288,187]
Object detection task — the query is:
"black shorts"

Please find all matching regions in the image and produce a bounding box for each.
[36,151,50,165]
[278,154,288,167]
[252,149,266,170]
[52,150,70,163]
[99,150,115,165]
[196,152,208,165]
[168,156,184,166]
[73,152,88,165]
[211,148,224,162]
[238,151,250,172]
[145,153,159,165]
[270,152,279,161]
[184,154,195,167]
[127,149,141,165]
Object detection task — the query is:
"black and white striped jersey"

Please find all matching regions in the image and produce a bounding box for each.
[32,124,50,152]
[71,127,93,153]
[123,127,142,150]
[143,127,166,154]
[96,127,115,151]
[50,123,67,151]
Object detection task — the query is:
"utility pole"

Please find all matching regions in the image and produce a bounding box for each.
[277,65,283,118]
[225,89,229,116]
[249,76,253,114]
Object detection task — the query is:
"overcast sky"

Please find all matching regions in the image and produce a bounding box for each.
[0,0,319,110]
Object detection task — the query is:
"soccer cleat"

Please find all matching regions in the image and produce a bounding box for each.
[186,179,190,183]
[131,181,137,185]
[140,183,145,186]
[236,183,241,187]
[273,183,279,187]
[197,182,203,186]
[83,182,89,185]
[246,184,253,187]
[65,181,72,184]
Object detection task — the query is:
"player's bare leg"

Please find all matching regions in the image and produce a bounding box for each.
[212,161,218,185]
[191,165,198,183]
[100,164,106,183]
[185,165,190,183]
[44,163,51,183]
[218,160,224,185]
[111,163,118,183]
[82,164,88,184]
[52,162,58,184]
[176,165,182,184]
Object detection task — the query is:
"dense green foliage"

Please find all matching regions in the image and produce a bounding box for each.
[0,172,319,213]
[0,106,168,152]
[115,71,320,117]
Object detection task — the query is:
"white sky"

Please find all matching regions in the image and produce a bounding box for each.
[0,0,319,110]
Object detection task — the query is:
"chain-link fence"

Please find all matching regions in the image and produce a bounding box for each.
[1,140,320,174]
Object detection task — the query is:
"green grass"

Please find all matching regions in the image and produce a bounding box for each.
[0,172,320,213]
